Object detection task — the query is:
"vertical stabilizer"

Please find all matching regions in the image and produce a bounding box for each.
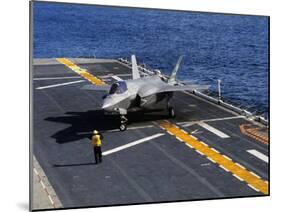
[168,55,184,85]
[131,55,141,79]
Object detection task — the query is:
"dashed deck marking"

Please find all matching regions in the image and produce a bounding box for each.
[176,136,183,142]
[190,135,198,140]
[200,141,209,147]
[57,58,268,195]
[247,184,260,192]
[33,156,62,208]
[235,163,246,170]
[207,157,216,164]
[210,147,219,153]
[196,150,204,156]
[247,149,269,163]
[56,58,105,86]
[185,143,194,149]
[250,171,261,179]
[103,133,164,156]
[219,165,229,172]
[233,174,244,182]
[36,80,85,90]
[222,155,232,161]
[158,120,268,195]
[197,122,230,138]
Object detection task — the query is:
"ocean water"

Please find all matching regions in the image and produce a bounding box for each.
[33,2,269,117]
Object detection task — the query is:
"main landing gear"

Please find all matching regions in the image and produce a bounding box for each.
[168,107,175,118]
[167,99,175,118]
[119,115,128,131]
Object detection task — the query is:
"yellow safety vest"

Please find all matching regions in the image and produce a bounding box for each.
[92,135,101,147]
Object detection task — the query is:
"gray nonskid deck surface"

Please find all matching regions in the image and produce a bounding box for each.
[32,58,268,208]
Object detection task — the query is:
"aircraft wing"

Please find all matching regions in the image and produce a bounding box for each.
[158,84,210,93]
[81,84,111,91]
[139,83,209,98]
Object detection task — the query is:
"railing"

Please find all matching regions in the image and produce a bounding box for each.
[117,58,268,126]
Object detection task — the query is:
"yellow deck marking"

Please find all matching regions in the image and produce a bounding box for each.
[57,58,268,195]
[56,58,105,86]
[158,120,268,195]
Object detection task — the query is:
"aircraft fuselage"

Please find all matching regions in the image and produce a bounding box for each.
[101,75,171,114]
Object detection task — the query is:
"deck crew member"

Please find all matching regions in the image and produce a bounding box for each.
[91,130,103,164]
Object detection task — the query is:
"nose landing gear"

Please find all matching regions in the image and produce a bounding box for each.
[120,115,128,131]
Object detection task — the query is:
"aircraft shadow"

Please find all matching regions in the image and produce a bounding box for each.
[53,162,96,167]
[45,109,169,144]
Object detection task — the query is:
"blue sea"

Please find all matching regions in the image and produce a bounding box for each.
[33,2,269,118]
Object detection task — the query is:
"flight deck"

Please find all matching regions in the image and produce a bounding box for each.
[31,58,269,210]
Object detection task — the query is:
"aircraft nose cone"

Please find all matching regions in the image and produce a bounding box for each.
[102,99,113,110]
[101,103,110,110]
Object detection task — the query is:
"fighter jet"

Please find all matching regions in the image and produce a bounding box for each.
[82,55,209,131]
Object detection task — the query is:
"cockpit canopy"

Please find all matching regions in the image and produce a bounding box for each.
[109,81,128,95]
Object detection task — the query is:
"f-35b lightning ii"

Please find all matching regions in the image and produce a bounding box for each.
[83,55,209,131]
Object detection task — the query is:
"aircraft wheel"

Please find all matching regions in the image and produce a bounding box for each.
[168,107,175,118]
[120,124,127,131]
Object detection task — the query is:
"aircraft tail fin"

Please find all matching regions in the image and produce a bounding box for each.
[168,55,184,85]
[131,55,141,79]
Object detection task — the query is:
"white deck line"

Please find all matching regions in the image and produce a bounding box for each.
[36,80,85,90]
[99,73,132,78]
[103,133,164,156]
[219,165,229,172]
[111,75,124,81]
[247,149,268,163]
[222,155,232,161]
[202,115,245,122]
[126,125,154,130]
[196,150,204,156]
[176,137,183,142]
[233,174,244,182]
[33,76,82,80]
[190,135,198,140]
[197,122,230,138]
[247,184,260,192]
[235,163,246,170]
[250,171,261,179]
[180,116,244,127]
